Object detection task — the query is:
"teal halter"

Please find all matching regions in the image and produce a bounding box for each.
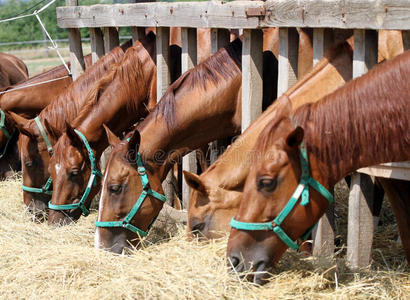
[48,129,102,217]
[95,151,167,236]
[21,116,54,196]
[0,109,16,159]
[230,143,334,251]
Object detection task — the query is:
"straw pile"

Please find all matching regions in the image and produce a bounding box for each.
[0,175,409,299]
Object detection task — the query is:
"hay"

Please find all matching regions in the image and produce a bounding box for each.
[0,176,409,300]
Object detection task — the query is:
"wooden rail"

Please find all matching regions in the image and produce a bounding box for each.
[59,0,410,269]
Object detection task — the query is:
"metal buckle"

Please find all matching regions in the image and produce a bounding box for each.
[137,166,146,175]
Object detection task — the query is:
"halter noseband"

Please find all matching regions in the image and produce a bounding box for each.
[21,116,53,196]
[229,143,333,251]
[0,109,16,159]
[48,129,102,216]
[95,150,167,237]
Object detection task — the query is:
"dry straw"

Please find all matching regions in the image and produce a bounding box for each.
[0,175,409,299]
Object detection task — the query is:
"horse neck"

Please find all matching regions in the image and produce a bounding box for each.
[139,68,242,181]
[296,51,410,187]
[37,49,127,141]
[200,39,354,190]
[76,43,157,155]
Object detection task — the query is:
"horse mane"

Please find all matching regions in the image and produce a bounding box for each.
[153,38,242,131]
[39,46,127,133]
[292,50,410,178]
[71,44,147,128]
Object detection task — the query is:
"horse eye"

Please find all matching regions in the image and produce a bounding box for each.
[24,160,33,168]
[70,169,80,177]
[109,184,122,195]
[257,177,277,193]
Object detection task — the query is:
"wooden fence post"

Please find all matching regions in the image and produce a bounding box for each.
[277,27,299,97]
[104,27,120,54]
[132,27,146,44]
[312,28,336,257]
[209,28,231,163]
[347,29,378,269]
[90,28,105,64]
[181,28,198,209]
[66,0,85,80]
[241,29,263,132]
[156,27,175,204]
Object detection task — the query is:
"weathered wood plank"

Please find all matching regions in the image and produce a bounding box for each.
[66,0,85,81]
[90,27,104,64]
[311,27,335,257]
[241,29,263,132]
[347,29,378,269]
[181,28,198,209]
[277,27,298,97]
[358,162,410,180]
[211,28,230,55]
[57,1,263,29]
[57,1,410,30]
[263,0,410,30]
[103,27,119,53]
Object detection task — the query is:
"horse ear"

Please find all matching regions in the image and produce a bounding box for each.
[64,122,84,149]
[103,124,120,147]
[43,118,60,141]
[183,171,207,195]
[8,112,35,139]
[127,129,141,153]
[285,126,304,149]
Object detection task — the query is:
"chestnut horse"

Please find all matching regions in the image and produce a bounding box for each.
[227,50,410,284]
[92,31,284,253]
[10,40,132,216]
[47,35,158,225]
[184,30,405,239]
[0,59,84,179]
[0,52,28,87]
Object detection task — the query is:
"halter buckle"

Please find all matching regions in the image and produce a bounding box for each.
[137,166,146,175]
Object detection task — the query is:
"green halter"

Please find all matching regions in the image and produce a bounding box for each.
[0,109,16,159]
[95,151,167,236]
[21,116,54,196]
[230,143,334,251]
[48,129,102,217]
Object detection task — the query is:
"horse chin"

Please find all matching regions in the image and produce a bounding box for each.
[26,198,49,222]
[95,227,138,254]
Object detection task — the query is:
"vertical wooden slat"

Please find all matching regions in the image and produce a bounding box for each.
[131,27,146,44]
[156,27,174,204]
[403,30,410,51]
[241,29,263,132]
[347,29,378,269]
[66,0,85,81]
[181,28,198,209]
[103,27,120,54]
[312,28,335,257]
[277,27,299,97]
[209,28,231,164]
[90,28,105,64]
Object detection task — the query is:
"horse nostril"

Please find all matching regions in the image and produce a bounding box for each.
[229,255,240,268]
[191,222,205,233]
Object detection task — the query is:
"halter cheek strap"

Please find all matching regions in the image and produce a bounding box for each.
[48,129,102,217]
[21,116,54,196]
[0,109,16,159]
[95,151,167,236]
[230,143,334,251]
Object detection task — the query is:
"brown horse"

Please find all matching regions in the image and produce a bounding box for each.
[0,52,28,87]
[0,60,79,179]
[92,30,284,253]
[184,37,354,238]
[226,50,410,284]
[10,40,132,216]
[47,35,158,225]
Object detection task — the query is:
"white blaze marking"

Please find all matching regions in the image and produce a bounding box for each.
[94,161,110,248]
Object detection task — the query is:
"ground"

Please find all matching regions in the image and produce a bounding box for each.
[0,175,408,299]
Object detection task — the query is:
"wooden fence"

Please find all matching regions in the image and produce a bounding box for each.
[57,0,410,269]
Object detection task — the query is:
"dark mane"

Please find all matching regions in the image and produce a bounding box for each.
[292,50,410,179]
[154,38,243,130]
[39,46,128,133]
[71,44,147,128]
